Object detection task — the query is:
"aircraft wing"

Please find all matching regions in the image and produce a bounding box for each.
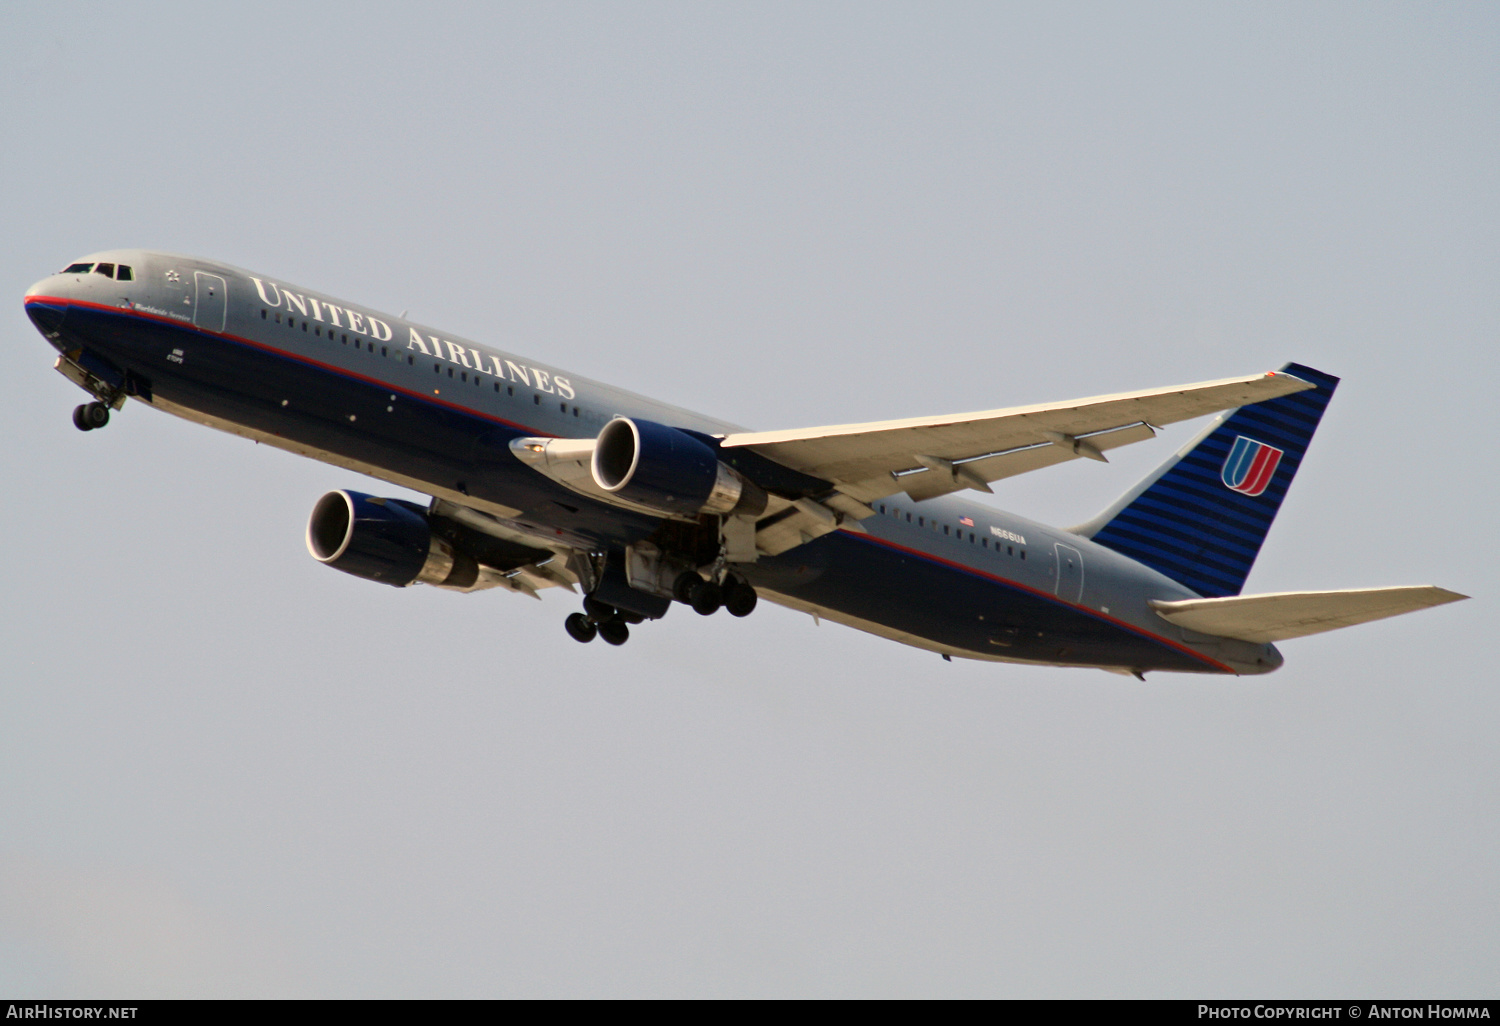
[725,371,1313,553]
[1149,587,1468,643]
[723,370,1313,505]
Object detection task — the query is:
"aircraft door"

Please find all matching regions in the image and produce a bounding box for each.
[1053,543,1084,605]
[193,272,227,332]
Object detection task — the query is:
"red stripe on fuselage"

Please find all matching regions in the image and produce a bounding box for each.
[25,295,552,438]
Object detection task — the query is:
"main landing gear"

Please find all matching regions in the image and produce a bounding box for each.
[564,595,645,646]
[72,401,111,431]
[563,571,758,645]
[672,571,758,618]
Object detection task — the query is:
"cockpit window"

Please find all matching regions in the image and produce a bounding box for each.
[60,261,132,280]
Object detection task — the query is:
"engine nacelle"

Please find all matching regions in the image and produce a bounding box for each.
[306,490,478,589]
[591,417,766,518]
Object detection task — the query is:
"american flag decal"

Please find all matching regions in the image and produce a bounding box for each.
[960,516,974,527]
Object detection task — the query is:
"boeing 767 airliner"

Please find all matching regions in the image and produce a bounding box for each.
[24,251,1465,676]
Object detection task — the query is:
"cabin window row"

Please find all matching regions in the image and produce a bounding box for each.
[262,307,585,418]
[874,503,1026,559]
[431,363,581,416]
[264,307,415,363]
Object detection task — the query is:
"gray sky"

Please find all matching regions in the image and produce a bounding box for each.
[1,1,1495,997]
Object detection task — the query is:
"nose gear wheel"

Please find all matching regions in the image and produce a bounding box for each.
[72,401,110,431]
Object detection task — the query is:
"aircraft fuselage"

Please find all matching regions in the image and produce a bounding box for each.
[24,250,1283,675]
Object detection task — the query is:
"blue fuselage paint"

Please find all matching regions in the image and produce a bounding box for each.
[25,250,1280,674]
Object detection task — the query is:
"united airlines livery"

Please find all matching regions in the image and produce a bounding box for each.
[24,251,1465,677]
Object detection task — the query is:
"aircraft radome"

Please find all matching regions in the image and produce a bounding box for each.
[24,251,1466,677]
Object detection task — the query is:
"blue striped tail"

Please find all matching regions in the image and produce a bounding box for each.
[1080,362,1339,597]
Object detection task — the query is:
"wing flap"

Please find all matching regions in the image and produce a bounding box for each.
[1150,587,1468,643]
[897,421,1159,501]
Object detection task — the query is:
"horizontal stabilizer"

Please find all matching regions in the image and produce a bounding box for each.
[1150,586,1467,643]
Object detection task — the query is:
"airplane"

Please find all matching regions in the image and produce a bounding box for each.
[23,250,1466,677]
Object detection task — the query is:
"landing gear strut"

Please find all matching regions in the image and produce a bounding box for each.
[72,401,110,431]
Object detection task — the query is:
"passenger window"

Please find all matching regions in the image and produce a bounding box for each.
[94,263,114,278]
[943,525,949,535]
[533,394,540,404]
[918,517,924,527]
[274,312,281,324]
[508,386,514,396]
[573,407,579,416]
[261,309,267,319]
[381,347,388,357]
[315,327,321,336]
[494,383,500,393]
[116,265,132,281]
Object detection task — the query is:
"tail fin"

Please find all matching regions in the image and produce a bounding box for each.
[1074,362,1339,597]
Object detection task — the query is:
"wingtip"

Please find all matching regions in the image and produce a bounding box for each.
[1267,370,1316,392]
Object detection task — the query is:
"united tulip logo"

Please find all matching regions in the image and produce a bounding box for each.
[1221,436,1284,497]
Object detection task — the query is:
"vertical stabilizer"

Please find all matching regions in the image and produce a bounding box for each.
[1073,362,1339,597]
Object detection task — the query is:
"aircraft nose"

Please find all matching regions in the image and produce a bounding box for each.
[24,280,69,336]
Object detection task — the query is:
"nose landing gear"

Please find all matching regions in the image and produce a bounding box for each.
[72,401,111,431]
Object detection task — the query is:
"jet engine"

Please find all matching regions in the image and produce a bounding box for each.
[589,417,766,518]
[306,490,478,589]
